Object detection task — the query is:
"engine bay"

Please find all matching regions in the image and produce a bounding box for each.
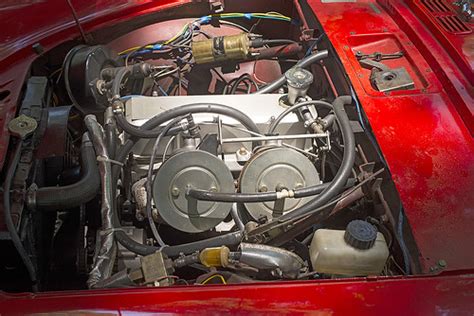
[0,1,420,291]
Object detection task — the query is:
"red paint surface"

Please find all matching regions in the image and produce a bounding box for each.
[308,0,474,272]
[0,0,473,313]
[0,274,473,315]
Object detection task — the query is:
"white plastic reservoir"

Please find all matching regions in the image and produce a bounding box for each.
[309,222,390,276]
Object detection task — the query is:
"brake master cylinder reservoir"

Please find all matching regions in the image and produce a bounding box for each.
[309,220,389,276]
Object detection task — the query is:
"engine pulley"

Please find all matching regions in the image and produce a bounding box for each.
[239,147,320,221]
[153,150,234,233]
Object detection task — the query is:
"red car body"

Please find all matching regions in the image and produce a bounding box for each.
[0,0,473,314]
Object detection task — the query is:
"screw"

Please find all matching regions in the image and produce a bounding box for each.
[295,183,304,189]
[171,187,180,197]
[259,185,268,192]
[209,186,217,192]
[438,259,447,268]
[239,147,247,155]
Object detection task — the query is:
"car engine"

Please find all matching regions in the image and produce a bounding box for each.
[0,1,418,291]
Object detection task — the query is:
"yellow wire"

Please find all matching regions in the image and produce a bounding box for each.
[118,12,291,56]
[201,274,227,285]
[164,22,191,44]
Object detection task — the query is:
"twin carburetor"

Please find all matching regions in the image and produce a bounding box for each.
[126,67,324,233]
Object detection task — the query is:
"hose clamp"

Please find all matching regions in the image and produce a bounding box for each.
[25,183,38,210]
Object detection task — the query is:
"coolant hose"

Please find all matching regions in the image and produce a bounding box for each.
[115,230,243,257]
[280,95,355,220]
[255,50,328,94]
[115,102,260,139]
[33,133,100,211]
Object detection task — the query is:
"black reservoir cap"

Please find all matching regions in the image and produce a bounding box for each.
[344,220,377,250]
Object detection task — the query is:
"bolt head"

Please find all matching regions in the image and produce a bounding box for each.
[171,187,180,197]
[259,185,268,192]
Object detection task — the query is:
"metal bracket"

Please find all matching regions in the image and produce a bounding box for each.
[359,59,414,92]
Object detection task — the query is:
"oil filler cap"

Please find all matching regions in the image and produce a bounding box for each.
[344,220,377,250]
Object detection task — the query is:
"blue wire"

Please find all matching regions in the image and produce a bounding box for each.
[305,33,325,57]
[157,85,168,96]
[398,205,411,274]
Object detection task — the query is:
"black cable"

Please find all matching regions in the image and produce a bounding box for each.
[145,116,186,247]
[229,73,259,94]
[3,141,38,291]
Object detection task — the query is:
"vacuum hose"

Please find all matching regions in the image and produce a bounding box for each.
[255,50,328,94]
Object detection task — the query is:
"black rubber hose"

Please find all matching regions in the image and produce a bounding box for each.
[112,101,260,181]
[3,141,38,291]
[187,189,278,203]
[186,179,357,203]
[111,67,131,98]
[250,38,298,48]
[115,102,260,139]
[255,50,329,94]
[280,96,355,221]
[105,123,117,160]
[115,230,243,257]
[34,134,100,211]
[184,99,345,203]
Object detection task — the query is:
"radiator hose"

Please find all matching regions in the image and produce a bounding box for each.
[30,133,100,211]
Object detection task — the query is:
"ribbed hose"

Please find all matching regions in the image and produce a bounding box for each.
[34,133,100,211]
[255,50,329,94]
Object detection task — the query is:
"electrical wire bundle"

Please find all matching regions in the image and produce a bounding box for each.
[118,12,294,64]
